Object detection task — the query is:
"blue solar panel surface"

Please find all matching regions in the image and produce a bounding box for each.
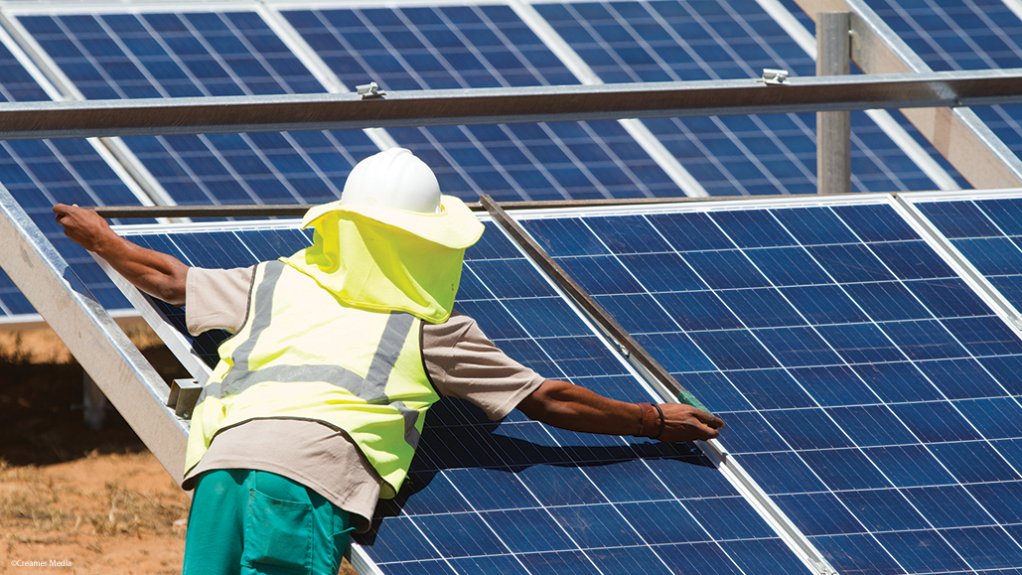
[861,0,1022,162]
[0,36,142,316]
[116,221,811,574]
[916,196,1022,320]
[522,202,1022,573]
[534,0,951,195]
[282,5,680,201]
[19,11,380,206]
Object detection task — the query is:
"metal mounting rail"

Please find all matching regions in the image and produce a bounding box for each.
[1,69,1022,139]
[91,191,886,219]
[0,183,187,483]
[480,194,710,412]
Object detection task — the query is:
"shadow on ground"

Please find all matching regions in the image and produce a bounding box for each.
[0,338,187,465]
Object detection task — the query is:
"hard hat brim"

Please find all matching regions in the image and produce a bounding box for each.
[302,195,484,249]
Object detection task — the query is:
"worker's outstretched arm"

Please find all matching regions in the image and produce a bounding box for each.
[516,379,724,442]
[53,204,189,306]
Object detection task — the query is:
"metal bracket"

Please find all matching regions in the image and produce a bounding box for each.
[356,81,386,100]
[761,68,790,85]
[167,378,202,419]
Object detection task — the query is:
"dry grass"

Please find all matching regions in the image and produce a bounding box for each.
[0,453,189,574]
[0,457,187,541]
[92,481,185,537]
[0,462,74,539]
[0,322,164,366]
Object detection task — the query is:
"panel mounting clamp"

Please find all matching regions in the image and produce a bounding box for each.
[356,81,386,99]
[762,68,790,85]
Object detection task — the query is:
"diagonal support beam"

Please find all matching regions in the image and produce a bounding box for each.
[792,0,1022,188]
[0,70,1021,140]
[0,183,187,483]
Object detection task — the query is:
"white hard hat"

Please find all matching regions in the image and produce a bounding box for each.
[341,148,441,214]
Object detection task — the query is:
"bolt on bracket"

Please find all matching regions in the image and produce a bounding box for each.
[761,68,790,85]
[356,81,387,99]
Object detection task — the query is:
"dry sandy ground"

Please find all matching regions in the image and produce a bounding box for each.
[0,327,355,575]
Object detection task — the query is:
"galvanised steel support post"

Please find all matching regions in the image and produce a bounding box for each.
[0,183,187,483]
[817,12,852,195]
[793,0,1022,188]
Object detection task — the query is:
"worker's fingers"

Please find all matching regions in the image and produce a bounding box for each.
[692,421,721,440]
[657,404,724,442]
[661,403,723,428]
[692,408,725,429]
[53,203,83,214]
[661,419,719,442]
[53,203,85,222]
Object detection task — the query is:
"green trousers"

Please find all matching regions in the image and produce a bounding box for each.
[182,469,354,575]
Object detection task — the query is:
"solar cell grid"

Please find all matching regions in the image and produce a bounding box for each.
[0,34,145,317]
[534,0,944,195]
[521,200,1022,573]
[19,11,380,206]
[861,0,1022,164]
[282,4,679,201]
[115,220,813,574]
[915,195,1022,337]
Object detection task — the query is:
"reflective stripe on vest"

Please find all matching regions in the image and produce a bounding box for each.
[185,260,437,495]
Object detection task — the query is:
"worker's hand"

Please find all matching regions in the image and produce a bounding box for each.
[658,404,725,442]
[53,203,115,253]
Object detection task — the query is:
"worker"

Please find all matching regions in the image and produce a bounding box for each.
[54,148,724,575]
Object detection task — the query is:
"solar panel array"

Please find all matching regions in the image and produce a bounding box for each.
[533,0,950,195]
[281,5,680,200]
[519,198,1022,573]
[913,193,1022,319]
[111,193,1022,573]
[7,0,1022,571]
[11,1,966,207]
[116,221,814,575]
[0,0,1008,323]
[19,11,379,206]
[859,0,1022,159]
[0,34,145,318]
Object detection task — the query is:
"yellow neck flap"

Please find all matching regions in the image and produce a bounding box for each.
[282,211,467,324]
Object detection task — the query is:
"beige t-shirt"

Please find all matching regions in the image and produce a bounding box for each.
[181,266,545,532]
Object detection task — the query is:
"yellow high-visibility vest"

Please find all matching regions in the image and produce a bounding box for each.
[184,260,440,498]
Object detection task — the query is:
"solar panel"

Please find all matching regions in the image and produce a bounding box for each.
[282,5,681,200]
[911,191,1022,323]
[0,32,145,319]
[112,220,815,574]
[533,0,952,195]
[18,11,380,206]
[859,0,1022,161]
[519,197,1022,573]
